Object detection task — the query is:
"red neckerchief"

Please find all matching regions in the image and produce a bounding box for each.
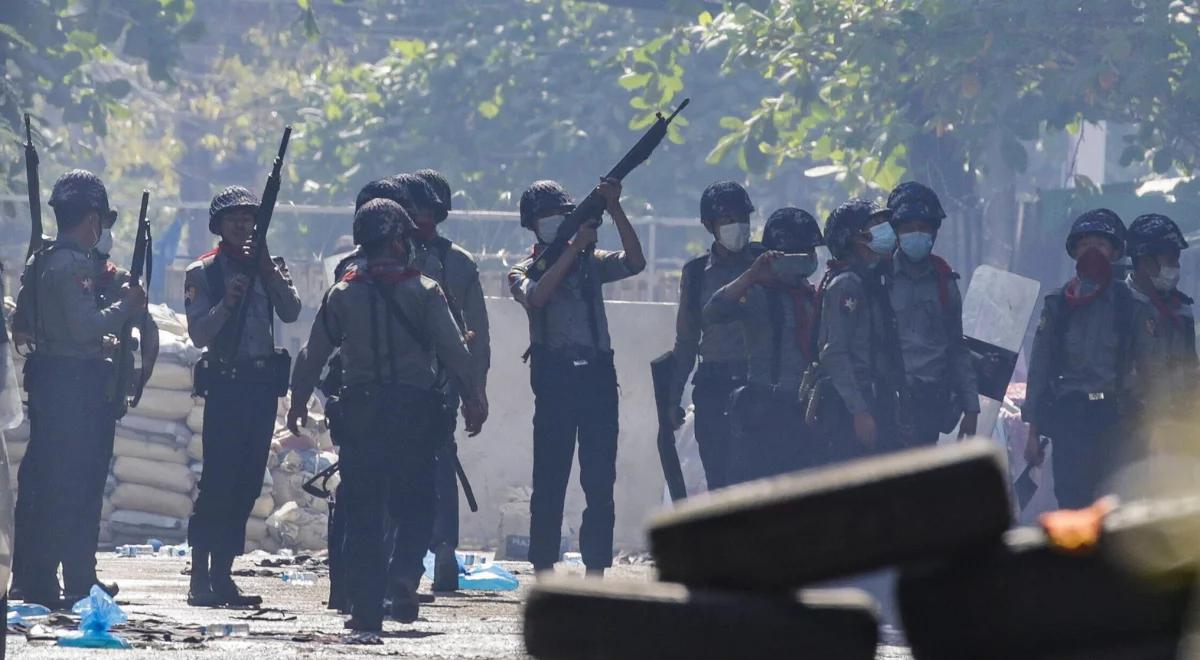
[1063,277,1109,310]
[765,280,817,362]
[341,261,420,284]
[1146,285,1185,330]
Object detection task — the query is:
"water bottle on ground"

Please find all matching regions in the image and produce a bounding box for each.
[115,544,155,557]
[200,623,249,637]
[281,570,317,586]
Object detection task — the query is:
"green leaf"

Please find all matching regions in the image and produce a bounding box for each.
[698,11,713,26]
[719,116,745,130]
[706,133,740,165]
[478,100,501,119]
[0,24,35,50]
[618,72,651,90]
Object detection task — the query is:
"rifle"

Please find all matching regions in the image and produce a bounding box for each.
[111,191,152,418]
[527,99,689,281]
[650,351,688,501]
[224,125,292,357]
[303,461,340,500]
[24,113,43,261]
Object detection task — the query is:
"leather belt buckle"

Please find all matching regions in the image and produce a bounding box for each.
[572,359,589,367]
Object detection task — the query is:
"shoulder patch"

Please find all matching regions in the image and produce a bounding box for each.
[841,294,858,313]
[1145,316,1157,337]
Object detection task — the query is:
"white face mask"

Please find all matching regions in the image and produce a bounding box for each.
[717,223,750,252]
[1152,266,1181,292]
[94,226,113,256]
[537,215,567,243]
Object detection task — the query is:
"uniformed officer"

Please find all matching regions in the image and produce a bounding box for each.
[705,207,826,482]
[1125,214,1197,442]
[286,199,486,634]
[883,182,979,444]
[10,170,147,606]
[1023,209,1137,509]
[184,185,301,607]
[667,181,758,491]
[508,178,645,576]
[408,169,491,592]
[813,199,904,461]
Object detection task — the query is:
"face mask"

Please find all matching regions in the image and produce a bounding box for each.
[868,223,897,256]
[717,222,750,252]
[771,254,818,282]
[1075,247,1113,290]
[899,231,933,261]
[537,215,566,243]
[1152,265,1181,292]
[94,226,113,256]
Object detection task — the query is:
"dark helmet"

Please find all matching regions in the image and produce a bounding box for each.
[824,199,883,260]
[48,169,112,227]
[208,185,260,234]
[519,180,575,229]
[415,169,452,222]
[1128,213,1188,258]
[355,177,414,215]
[763,207,824,252]
[393,173,443,218]
[700,181,754,223]
[886,181,946,230]
[1066,208,1126,256]
[352,198,416,247]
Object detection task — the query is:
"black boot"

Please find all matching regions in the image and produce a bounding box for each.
[432,544,459,593]
[388,580,420,624]
[187,549,222,607]
[209,552,262,608]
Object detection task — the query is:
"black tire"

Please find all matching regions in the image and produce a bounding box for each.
[898,498,1200,660]
[649,439,1010,590]
[523,578,878,660]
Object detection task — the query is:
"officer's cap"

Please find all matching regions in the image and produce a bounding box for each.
[394,173,444,219]
[764,207,824,252]
[700,181,755,223]
[49,169,114,227]
[353,198,416,247]
[415,169,452,222]
[208,185,260,235]
[1128,213,1188,258]
[520,180,575,229]
[355,177,416,217]
[825,198,883,260]
[886,181,946,229]
[1066,208,1126,256]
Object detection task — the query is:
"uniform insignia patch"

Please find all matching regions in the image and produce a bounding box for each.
[1037,311,1048,331]
[185,286,198,305]
[1146,317,1156,336]
[77,276,93,293]
[842,296,858,312]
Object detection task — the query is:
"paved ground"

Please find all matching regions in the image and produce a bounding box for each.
[8,553,912,658]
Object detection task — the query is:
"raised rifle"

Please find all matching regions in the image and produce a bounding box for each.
[111,191,152,418]
[24,113,43,261]
[224,125,292,357]
[526,99,689,281]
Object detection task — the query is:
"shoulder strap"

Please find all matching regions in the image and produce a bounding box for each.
[1113,283,1135,394]
[374,282,432,352]
[765,288,784,385]
[204,256,225,305]
[579,254,603,349]
[682,257,707,322]
[431,237,466,331]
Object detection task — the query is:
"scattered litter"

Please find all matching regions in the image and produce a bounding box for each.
[115,544,157,558]
[421,551,518,590]
[562,552,583,567]
[615,551,654,566]
[343,631,383,645]
[158,543,191,558]
[56,585,131,649]
[234,608,296,622]
[199,623,249,638]
[281,570,317,586]
[8,602,51,626]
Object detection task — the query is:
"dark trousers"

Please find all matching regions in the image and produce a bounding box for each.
[1043,395,1126,509]
[430,439,459,550]
[327,486,348,610]
[691,364,743,491]
[528,351,619,571]
[188,381,276,556]
[819,382,901,464]
[905,381,958,447]
[727,384,825,484]
[340,386,437,630]
[14,356,115,598]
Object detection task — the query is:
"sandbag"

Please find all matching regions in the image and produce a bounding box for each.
[187,433,203,461]
[113,435,189,465]
[525,579,878,660]
[246,516,267,542]
[4,419,29,443]
[899,498,1200,660]
[134,388,195,421]
[110,509,186,530]
[118,415,191,446]
[252,493,274,519]
[111,483,194,520]
[6,439,27,464]
[149,304,188,337]
[649,439,1011,591]
[101,498,114,521]
[186,406,204,434]
[112,456,195,494]
[146,361,193,391]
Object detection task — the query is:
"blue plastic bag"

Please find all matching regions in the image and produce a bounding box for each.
[56,585,130,649]
[422,551,519,591]
[7,602,51,626]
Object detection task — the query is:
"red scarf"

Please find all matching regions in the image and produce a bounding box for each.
[1064,248,1113,309]
[1146,286,1185,330]
[341,260,420,284]
[765,281,817,361]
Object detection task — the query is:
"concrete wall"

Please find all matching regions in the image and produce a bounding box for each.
[454,297,678,555]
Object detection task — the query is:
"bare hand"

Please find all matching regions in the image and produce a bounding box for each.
[122,283,148,312]
[286,403,308,435]
[462,397,487,437]
[853,411,877,449]
[571,224,598,252]
[597,177,622,210]
[223,274,250,309]
[748,251,781,284]
[958,412,979,439]
[1025,424,1046,467]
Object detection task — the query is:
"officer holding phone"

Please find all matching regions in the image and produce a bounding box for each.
[704,208,827,482]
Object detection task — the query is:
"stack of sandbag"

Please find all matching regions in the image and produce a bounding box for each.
[265,413,336,552]
[244,467,277,554]
[525,440,1013,660]
[104,304,202,548]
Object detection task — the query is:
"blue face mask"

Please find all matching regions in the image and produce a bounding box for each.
[868,222,897,256]
[899,231,934,261]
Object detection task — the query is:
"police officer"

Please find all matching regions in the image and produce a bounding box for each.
[10,170,147,606]
[883,182,979,443]
[508,178,645,576]
[184,185,301,607]
[1125,214,1196,442]
[408,169,491,592]
[705,207,826,482]
[814,199,904,461]
[668,181,759,491]
[286,199,486,634]
[1023,209,1137,509]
